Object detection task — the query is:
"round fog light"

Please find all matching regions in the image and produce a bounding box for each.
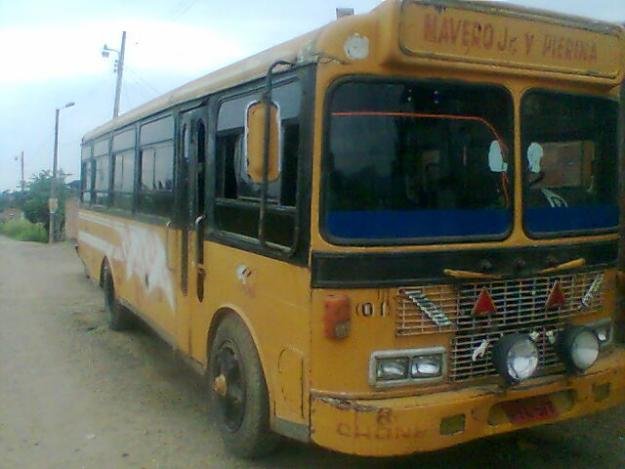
[492,334,539,384]
[557,326,599,372]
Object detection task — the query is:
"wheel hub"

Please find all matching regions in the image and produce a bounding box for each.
[213,374,228,397]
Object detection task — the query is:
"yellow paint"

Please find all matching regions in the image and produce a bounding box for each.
[443,269,501,280]
[539,257,586,274]
[77,0,625,458]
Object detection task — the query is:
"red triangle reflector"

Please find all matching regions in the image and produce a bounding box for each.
[545,281,566,310]
[472,288,497,316]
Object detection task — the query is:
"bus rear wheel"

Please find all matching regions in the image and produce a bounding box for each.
[208,315,279,458]
[102,262,132,331]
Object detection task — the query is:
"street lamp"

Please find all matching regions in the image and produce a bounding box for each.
[49,101,75,244]
[101,31,126,118]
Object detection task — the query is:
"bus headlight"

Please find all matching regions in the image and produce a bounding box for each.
[370,347,446,386]
[492,334,539,384]
[375,357,409,381]
[410,355,443,378]
[557,326,600,372]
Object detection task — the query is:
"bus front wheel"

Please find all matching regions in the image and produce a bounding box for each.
[102,262,132,331]
[208,315,279,458]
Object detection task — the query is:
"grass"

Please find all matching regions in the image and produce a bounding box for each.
[0,218,48,243]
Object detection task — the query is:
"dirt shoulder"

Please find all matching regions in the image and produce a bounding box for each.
[1,236,624,468]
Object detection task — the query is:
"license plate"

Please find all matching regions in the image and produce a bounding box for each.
[501,396,558,425]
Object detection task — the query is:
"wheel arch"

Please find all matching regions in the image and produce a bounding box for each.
[99,256,117,288]
[206,305,275,410]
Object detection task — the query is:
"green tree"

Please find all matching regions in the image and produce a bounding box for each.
[22,170,67,233]
[0,190,12,211]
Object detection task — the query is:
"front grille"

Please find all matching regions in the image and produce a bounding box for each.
[395,270,605,382]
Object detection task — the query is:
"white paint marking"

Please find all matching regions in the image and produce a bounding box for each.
[78,213,175,312]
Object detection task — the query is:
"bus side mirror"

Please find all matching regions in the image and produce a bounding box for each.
[246,100,281,183]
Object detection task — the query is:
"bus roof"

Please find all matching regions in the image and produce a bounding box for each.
[84,0,624,142]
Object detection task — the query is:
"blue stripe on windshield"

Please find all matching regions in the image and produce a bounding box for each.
[326,209,511,239]
[525,205,618,233]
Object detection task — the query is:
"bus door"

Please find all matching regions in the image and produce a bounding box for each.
[176,107,208,352]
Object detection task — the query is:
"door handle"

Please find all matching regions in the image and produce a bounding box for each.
[165,220,174,270]
[194,215,206,269]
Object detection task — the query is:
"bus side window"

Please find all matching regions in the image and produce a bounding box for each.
[80,143,93,204]
[138,116,175,217]
[112,128,136,211]
[81,160,93,203]
[90,136,111,206]
[112,150,135,210]
[215,80,301,247]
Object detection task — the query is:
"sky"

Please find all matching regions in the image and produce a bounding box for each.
[1,0,624,192]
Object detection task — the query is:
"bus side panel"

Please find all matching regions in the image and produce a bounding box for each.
[77,210,106,283]
[190,241,311,430]
[78,210,177,338]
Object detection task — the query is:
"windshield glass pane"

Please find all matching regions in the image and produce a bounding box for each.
[522,91,618,235]
[324,81,513,243]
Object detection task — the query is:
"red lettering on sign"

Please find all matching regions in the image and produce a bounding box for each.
[424,13,437,42]
[420,14,597,64]
[524,33,534,54]
[483,24,494,49]
[471,22,482,47]
[543,35,553,56]
[543,34,597,63]
[497,27,508,51]
[461,20,471,47]
[449,18,462,44]
[438,18,450,43]
[564,38,573,60]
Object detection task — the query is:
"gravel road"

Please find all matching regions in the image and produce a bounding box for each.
[1,236,625,468]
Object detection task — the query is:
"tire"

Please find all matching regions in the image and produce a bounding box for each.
[208,315,279,458]
[102,262,132,331]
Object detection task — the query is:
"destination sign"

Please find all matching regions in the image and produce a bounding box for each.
[398,1,622,80]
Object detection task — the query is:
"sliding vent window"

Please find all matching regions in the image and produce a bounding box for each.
[324,81,513,243]
[112,128,135,210]
[93,137,111,206]
[80,144,93,203]
[522,91,618,236]
[138,116,174,217]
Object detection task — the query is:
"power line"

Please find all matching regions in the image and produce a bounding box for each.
[170,0,200,21]
[125,66,163,96]
[125,76,157,104]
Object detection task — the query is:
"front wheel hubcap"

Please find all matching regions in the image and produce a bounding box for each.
[213,342,246,431]
[213,374,228,397]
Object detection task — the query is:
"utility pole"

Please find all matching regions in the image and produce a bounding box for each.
[49,102,75,244]
[49,108,60,244]
[13,151,25,193]
[103,31,127,118]
[20,151,24,194]
[113,31,126,118]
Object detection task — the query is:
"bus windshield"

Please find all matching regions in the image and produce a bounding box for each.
[323,81,513,243]
[522,91,619,235]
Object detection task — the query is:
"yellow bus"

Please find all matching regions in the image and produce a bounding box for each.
[78,0,625,458]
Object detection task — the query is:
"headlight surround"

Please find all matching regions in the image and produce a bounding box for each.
[492,334,539,384]
[557,326,600,373]
[370,347,446,387]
